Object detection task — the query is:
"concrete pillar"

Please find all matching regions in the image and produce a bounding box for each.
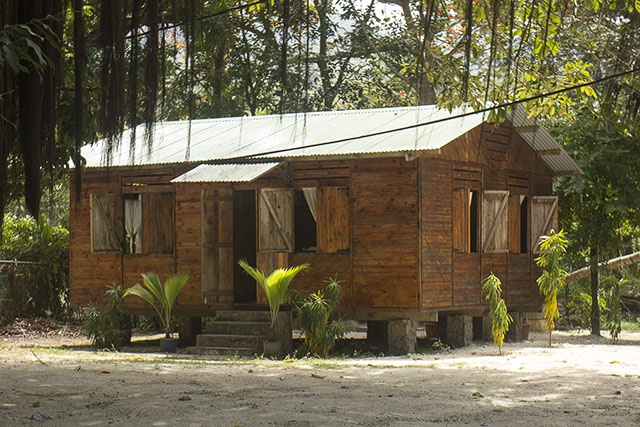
[482,314,492,341]
[442,315,473,348]
[366,320,388,345]
[178,316,202,346]
[506,312,525,342]
[272,311,293,355]
[387,319,416,355]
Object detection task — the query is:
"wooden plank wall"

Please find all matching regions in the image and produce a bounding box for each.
[421,159,454,307]
[69,169,185,307]
[69,167,189,308]
[289,253,352,305]
[287,161,352,304]
[69,173,123,307]
[421,121,555,310]
[174,183,213,307]
[351,158,419,308]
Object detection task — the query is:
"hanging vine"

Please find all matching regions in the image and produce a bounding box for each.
[99,0,126,165]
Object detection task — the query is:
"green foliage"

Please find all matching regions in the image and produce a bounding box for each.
[123,272,190,338]
[602,275,623,343]
[238,260,309,326]
[0,20,57,75]
[536,230,569,344]
[293,276,349,358]
[83,284,131,350]
[0,214,69,320]
[483,273,513,353]
[431,339,451,352]
[563,284,594,329]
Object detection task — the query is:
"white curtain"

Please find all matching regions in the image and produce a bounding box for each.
[125,197,142,253]
[302,187,317,222]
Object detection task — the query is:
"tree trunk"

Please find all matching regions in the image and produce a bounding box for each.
[589,246,601,336]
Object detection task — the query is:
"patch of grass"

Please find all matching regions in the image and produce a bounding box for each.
[621,320,640,331]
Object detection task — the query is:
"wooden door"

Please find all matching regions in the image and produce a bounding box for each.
[257,188,292,304]
[202,189,234,304]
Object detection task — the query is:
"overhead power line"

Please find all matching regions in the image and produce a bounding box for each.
[217,66,640,163]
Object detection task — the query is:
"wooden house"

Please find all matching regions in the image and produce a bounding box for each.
[69,105,580,349]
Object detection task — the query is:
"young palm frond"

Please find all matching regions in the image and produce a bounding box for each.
[124,272,190,338]
[238,260,309,326]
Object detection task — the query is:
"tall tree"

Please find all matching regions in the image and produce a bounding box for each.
[0,1,64,224]
[551,5,640,336]
[0,0,639,231]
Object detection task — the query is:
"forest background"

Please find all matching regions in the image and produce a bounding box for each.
[0,0,639,338]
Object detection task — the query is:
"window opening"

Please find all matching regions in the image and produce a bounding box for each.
[469,190,479,253]
[520,196,529,254]
[124,194,142,253]
[294,188,317,252]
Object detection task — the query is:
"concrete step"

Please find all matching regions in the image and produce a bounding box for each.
[204,321,271,336]
[186,346,257,357]
[196,333,264,350]
[214,310,272,322]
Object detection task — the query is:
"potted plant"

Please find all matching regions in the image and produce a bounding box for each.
[238,260,309,356]
[124,272,190,353]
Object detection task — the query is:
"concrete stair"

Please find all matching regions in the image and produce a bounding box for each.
[188,310,272,357]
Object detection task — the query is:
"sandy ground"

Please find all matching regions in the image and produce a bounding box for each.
[1,328,639,427]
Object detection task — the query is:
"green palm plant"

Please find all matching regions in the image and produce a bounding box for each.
[123,272,190,338]
[293,276,349,358]
[238,260,309,326]
[483,273,512,354]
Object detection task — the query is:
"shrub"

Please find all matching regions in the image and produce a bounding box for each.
[0,214,69,320]
[293,276,349,358]
[83,284,132,350]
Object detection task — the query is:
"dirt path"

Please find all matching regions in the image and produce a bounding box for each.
[1,330,639,426]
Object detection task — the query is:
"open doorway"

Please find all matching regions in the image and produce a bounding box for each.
[233,190,257,303]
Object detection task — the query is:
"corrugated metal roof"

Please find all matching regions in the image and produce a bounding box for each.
[81,104,581,176]
[171,162,280,183]
[509,105,582,176]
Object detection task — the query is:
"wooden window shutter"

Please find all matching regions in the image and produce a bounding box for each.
[453,188,470,253]
[317,187,350,253]
[141,192,174,254]
[201,189,234,303]
[482,191,509,253]
[91,194,123,252]
[531,196,558,253]
[508,195,521,253]
[259,188,294,252]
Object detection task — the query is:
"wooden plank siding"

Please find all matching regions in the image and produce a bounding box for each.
[351,158,419,308]
[420,119,555,310]
[69,174,123,307]
[69,167,188,307]
[289,253,352,305]
[421,159,454,308]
